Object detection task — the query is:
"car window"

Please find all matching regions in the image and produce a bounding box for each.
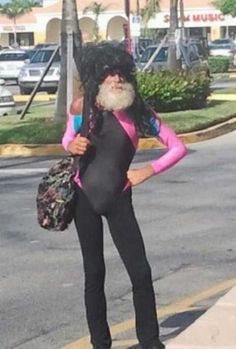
[31,49,60,63]
[140,46,168,63]
[211,39,231,45]
[0,53,28,61]
[153,47,168,62]
[139,47,156,63]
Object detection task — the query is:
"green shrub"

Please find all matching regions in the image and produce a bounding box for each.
[208,56,230,73]
[136,71,211,112]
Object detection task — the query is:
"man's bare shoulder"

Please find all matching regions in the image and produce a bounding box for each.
[70,96,84,114]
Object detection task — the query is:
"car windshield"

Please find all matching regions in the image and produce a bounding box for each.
[0,52,28,61]
[211,39,231,45]
[140,47,168,63]
[27,50,37,60]
[31,49,60,63]
[210,44,232,49]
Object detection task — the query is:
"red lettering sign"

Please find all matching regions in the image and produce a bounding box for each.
[164,12,225,23]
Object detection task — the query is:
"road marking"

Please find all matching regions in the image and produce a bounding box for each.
[61,278,236,349]
[0,168,48,175]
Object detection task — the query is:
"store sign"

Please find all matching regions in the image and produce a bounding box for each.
[164,13,225,23]
[3,25,26,32]
[130,15,141,37]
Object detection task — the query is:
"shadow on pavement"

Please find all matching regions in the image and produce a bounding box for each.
[127,308,207,349]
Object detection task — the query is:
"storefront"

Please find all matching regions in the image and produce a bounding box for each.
[0,0,236,48]
[148,8,236,42]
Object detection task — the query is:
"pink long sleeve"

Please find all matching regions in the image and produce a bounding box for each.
[62,113,76,151]
[150,120,187,174]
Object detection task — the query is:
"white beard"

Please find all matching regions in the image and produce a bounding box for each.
[96,82,135,111]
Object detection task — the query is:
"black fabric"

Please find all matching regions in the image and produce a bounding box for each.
[74,186,161,349]
[79,111,135,214]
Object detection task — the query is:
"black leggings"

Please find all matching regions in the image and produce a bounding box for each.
[74,186,160,349]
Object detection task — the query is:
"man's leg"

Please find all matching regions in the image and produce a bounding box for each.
[74,187,111,349]
[106,188,164,349]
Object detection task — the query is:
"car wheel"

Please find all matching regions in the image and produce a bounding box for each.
[20,86,32,95]
[48,88,57,94]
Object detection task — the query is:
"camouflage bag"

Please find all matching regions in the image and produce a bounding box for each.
[36,157,76,231]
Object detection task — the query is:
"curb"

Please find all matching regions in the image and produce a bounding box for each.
[208,94,236,101]
[1,116,236,157]
[13,94,56,102]
[166,286,236,348]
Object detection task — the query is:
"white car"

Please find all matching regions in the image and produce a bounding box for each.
[18,45,60,94]
[0,49,29,82]
[0,79,15,116]
[209,39,236,61]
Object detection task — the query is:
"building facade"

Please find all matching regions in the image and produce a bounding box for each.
[0,0,236,48]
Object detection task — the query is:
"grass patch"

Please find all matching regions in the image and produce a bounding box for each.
[159,100,236,134]
[0,100,236,144]
[0,104,65,144]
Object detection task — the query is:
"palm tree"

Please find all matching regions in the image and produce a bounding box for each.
[167,0,181,71]
[83,2,109,42]
[55,0,82,122]
[141,0,160,33]
[0,0,38,46]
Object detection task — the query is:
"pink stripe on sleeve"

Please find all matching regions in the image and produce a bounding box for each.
[62,113,76,152]
[151,120,187,174]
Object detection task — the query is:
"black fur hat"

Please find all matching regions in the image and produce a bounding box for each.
[77,42,154,137]
[79,42,136,90]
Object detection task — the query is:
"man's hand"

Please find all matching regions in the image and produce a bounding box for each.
[67,135,91,155]
[127,165,155,186]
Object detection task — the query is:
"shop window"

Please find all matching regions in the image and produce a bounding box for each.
[9,32,34,47]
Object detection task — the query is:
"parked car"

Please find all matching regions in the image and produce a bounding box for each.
[0,79,15,116]
[18,45,60,94]
[0,49,30,82]
[26,48,38,61]
[209,39,236,58]
[136,42,210,76]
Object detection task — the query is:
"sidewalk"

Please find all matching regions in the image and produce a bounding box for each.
[166,286,236,349]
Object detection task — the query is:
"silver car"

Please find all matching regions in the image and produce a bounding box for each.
[209,39,236,65]
[18,45,60,95]
[0,49,29,82]
[136,42,210,76]
[0,79,15,116]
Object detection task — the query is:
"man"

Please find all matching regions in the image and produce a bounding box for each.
[62,43,187,349]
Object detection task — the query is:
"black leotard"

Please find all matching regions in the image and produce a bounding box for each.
[79,111,135,214]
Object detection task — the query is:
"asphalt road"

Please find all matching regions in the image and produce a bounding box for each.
[0,132,236,349]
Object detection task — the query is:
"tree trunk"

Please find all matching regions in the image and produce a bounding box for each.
[167,0,181,72]
[54,0,82,122]
[54,0,67,122]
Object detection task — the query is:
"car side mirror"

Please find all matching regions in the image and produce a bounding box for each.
[24,59,30,64]
[0,78,5,85]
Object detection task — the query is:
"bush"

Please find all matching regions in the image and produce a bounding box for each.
[208,56,230,73]
[136,71,211,112]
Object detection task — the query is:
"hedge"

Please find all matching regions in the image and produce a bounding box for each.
[208,56,231,73]
[136,71,211,112]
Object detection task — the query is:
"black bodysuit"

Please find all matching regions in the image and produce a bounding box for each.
[79,111,135,214]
